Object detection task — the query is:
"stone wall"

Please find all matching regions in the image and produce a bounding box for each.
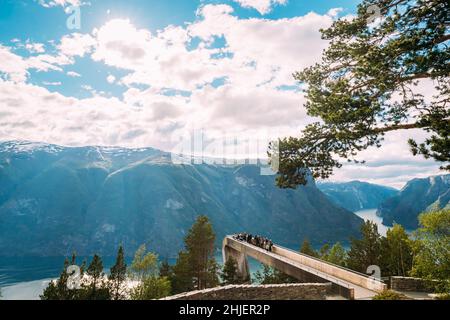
[162,283,332,300]
[390,277,436,292]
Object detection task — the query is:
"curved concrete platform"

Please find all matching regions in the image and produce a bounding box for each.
[223,236,387,300]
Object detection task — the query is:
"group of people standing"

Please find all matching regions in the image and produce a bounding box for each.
[233,233,274,252]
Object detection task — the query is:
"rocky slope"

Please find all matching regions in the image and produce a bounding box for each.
[377,174,450,229]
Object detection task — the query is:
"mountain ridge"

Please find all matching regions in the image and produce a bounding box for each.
[377,174,450,229]
[0,141,363,257]
[317,180,399,212]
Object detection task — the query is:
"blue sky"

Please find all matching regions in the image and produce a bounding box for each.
[0,0,443,187]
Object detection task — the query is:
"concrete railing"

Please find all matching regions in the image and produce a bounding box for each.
[273,245,387,293]
[223,237,356,299]
[223,236,387,299]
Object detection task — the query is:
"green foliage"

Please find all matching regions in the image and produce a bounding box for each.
[128,245,170,299]
[221,257,247,285]
[380,224,413,276]
[411,209,450,293]
[300,239,318,257]
[41,257,79,300]
[347,221,382,273]
[254,264,298,285]
[372,290,410,300]
[83,254,111,300]
[272,0,449,188]
[171,215,220,293]
[171,251,194,294]
[434,293,450,300]
[109,245,127,300]
[159,259,172,278]
[322,242,348,267]
[129,245,159,281]
[41,253,110,300]
[130,276,171,300]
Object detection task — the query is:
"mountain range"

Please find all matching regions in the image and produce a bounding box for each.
[0,141,363,257]
[317,181,398,212]
[377,174,450,229]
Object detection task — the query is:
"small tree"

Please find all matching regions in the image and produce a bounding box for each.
[170,216,220,293]
[109,245,127,300]
[300,239,318,257]
[184,215,219,290]
[130,276,171,300]
[129,245,164,299]
[41,257,78,300]
[347,221,382,273]
[254,264,297,284]
[380,224,413,277]
[171,251,194,294]
[221,257,245,285]
[411,209,450,293]
[159,259,172,278]
[84,254,110,300]
[325,242,347,267]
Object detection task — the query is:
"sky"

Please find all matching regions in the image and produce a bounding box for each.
[0,0,444,188]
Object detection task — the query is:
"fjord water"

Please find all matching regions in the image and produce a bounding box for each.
[353,209,389,236]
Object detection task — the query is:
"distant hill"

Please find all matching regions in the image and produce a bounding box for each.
[377,175,450,229]
[0,141,363,257]
[317,181,399,212]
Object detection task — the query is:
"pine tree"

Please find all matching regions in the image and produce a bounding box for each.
[380,224,413,277]
[184,215,219,290]
[319,244,330,259]
[347,221,382,273]
[221,257,243,285]
[272,0,449,188]
[159,259,172,278]
[109,245,127,300]
[84,254,110,300]
[300,239,318,257]
[41,256,79,300]
[171,215,220,293]
[171,251,194,294]
[325,242,347,267]
[254,264,297,284]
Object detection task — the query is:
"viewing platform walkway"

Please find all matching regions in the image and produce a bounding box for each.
[223,236,387,300]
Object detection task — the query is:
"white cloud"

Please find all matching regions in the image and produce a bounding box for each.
[0,46,29,82]
[106,75,116,84]
[38,0,81,8]
[0,5,443,187]
[58,33,96,58]
[189,5,333,88]
[232,0,287,15]
[0,43,76,83]
[67,71,81,77]
[25,42,46,54]
[326,129,443,188]
[42,81,62,86]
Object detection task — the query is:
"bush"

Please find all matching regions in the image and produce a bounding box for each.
[372,290,410,300]
[433,293,450,300]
